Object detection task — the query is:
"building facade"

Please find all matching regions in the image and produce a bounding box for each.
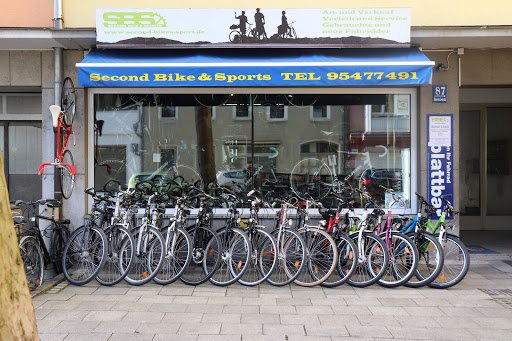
[1,0,511,232]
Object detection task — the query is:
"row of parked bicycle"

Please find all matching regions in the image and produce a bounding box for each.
[14,179,469,290]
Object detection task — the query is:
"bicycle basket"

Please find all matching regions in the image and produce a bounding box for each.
[230,24,238,29]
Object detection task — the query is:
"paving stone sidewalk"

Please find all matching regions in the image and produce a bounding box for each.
[34,257,512,341]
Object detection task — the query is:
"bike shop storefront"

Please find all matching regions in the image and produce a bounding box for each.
[77,47,434,214]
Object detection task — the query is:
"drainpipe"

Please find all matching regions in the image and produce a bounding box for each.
[49,0,63,205]
[54,49,63,106]
[53,0,63,29]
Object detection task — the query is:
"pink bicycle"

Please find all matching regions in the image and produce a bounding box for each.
[39,77,76,199]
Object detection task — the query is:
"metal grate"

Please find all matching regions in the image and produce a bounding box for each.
[479,288,512,296]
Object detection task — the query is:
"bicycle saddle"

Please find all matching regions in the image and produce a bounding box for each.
[43,199,62,208]
[13,216,27,224]
[372,209,386,216]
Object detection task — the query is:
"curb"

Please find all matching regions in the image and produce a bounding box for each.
[31,273,67,298]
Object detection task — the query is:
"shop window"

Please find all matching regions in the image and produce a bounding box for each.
[366,94,410,133]
[92,93,414,209]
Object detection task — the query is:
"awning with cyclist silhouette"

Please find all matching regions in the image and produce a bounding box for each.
[77,47,434,87]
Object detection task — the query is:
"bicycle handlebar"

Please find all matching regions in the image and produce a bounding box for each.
[273,198,306,214]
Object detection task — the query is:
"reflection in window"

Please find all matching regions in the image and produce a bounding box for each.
[160,106,177,121]
[311,105,330,121]
[93,93,412,208]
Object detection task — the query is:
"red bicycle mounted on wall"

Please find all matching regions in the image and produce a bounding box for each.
[38,77,77,199]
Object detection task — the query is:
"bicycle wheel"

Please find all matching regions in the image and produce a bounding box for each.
[62,225,107,286]
[51,227,69,274]
[377,232,419,288]
[180,226,221,286]
[206,227,251,286]
[154,226,192,285]
[170,164,204,190]
[290,27,297,39]
[19,236,44,290]
[404,232,444,288]
[96,226,135,286]
[294,227,337,287]
[290,158,333,201]
[321,232,358,288]
[347,232,389,288]
[429,234,470,289]
[61,77,76,126]
[229,30,241,43]
[239,227,277,286]
[267,228,306,286]
[60,150,75,199]
[122,226,165,286]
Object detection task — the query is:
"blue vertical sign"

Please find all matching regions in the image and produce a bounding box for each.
[427,114,453,218]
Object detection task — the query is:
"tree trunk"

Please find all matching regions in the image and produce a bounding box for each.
[195,106,217,186]
[0,150,40,341]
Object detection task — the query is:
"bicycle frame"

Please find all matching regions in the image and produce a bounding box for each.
[39,110,76,176]
[165,200,188,255]
[136,193,159,256]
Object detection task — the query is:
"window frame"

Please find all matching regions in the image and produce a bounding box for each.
[310,105,331,121]
[158,105,178,122]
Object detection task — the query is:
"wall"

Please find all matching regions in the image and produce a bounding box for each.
[63,0,512,28]
[0,51,42,86]
[2,0,53,28]
[461,49,512,86]
[0,50,86,231]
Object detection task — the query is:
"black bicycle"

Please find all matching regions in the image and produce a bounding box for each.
[178,186,222,286]
[62,189,108,285]
[15,199,70,290]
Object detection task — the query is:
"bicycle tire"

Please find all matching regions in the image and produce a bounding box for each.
[122,226,165,286]
[321,232,358,288]
[61,77,76,126]
[180,226,221,286]
[404,232,444,288]
[154,225,192,285]
[60,150,75,199]
[51,227,69,275]
[290,158,333,201]
[428,234,470,289]
[238,227,277,286]
[290,27,297,39]
[170,164,204,190]
[62,225,107,286]
[19,236,44,290]
[377,231,419,288]
[294,227,337,287]
[206,227,251,287]
[229,30,241,43]
[347,232,389,288]
[96,225,135,286]
[267,228,306,286]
